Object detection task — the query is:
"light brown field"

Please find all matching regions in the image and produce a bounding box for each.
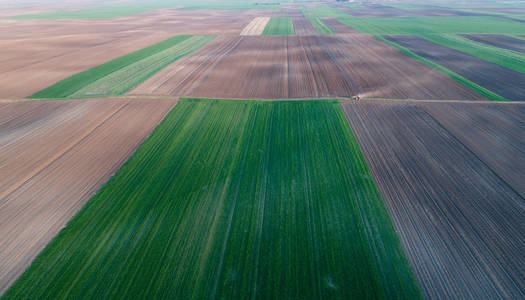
[0,98,175,294]
[131,35,484,100]
[240,17,270,35]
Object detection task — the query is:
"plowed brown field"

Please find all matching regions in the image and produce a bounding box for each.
[320,18,358,33]
[0,8,268,98]
[131,35,483,100]
[461,34,525,54]
[342,100,525,299]
[292,17,317,35]
[0,98,175,294]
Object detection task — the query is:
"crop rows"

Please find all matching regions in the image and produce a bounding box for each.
[262,17,294,36]
[342,100,525,299]
[132,35,483,100]
[4,99,421,299]
[30,35,212,99]
[0,99,175,295]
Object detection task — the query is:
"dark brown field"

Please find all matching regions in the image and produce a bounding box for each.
[0,98,175,294]
[384,35,525,100]
[292,16,317,35]
[461,34,525,53]
[342,100,525,299]
[131,35,483,100]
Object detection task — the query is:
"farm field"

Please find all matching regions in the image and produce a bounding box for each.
[131,35,482,100]
[0,98,176,295]
[460,33,525,53]
[31,35,213,98]
[240,17,270,36]
[292,16,317,35]
[383,35,525,100]
[3,99,421,299]
[342,100,525,299]
[1,1,525,298]
[262,17,294,35]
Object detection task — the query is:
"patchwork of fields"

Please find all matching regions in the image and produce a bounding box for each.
[1,1,525,299]
[3,99,421,299]
[0,98,176,295]
[131,35,482,100]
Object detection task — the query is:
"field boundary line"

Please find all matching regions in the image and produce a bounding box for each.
[0,103,127,203]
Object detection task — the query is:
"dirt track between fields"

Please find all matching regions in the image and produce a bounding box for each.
[0,98,175,295]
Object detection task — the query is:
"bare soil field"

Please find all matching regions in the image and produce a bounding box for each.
[320,18,358,33]
[342,100,525,299]
[384,35,525,100]
[0,98,175,294]
[240,17,270,36]
[422,102,525,199]
[131,35,483,100]
[292,17,317,35]
[0,8,273,98]
[461,34,525,53]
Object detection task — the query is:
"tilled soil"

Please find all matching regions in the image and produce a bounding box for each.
[0,98,175,295]
[320,18,358,33]
[131,35,484,100]
[292,16,317,35]
[383,35,525,100]
[461,33,525,54]
[342,100,525,300]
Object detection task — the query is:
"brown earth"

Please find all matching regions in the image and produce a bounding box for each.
[0,8,276,98]
[383,35,525,100]
[0,98,176,294]
[131,35,484,100]
[292,17,317,35]
[342,100,525,299]
[240,17,270,36]
[320,17,358,33]
[461,34,525,54]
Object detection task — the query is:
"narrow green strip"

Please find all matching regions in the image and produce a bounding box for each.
[4,99,421,299]
[70,36,214,98]
[375,35,506,101]
[30,35,193,99]
[421,33,525,75]
[262,17,295,36]
[309,17,334,34]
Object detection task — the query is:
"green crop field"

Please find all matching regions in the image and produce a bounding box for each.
[70,36,214,98]
[3,99,421,299]
[309,17,334,34]
[420,34,525,75]
[336,16,525,35]
[375,36,506,101]
[30,35,212,99]
[262,17,295,36]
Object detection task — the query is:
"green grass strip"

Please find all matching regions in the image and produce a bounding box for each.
[262,17,295,36]
[4,99,421,299]
[309,17,334,34]
[421,33,525,75]
[30,35,194,99]
[70,36,214,98]
[375,36,506,101]
[335,16,525,35]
